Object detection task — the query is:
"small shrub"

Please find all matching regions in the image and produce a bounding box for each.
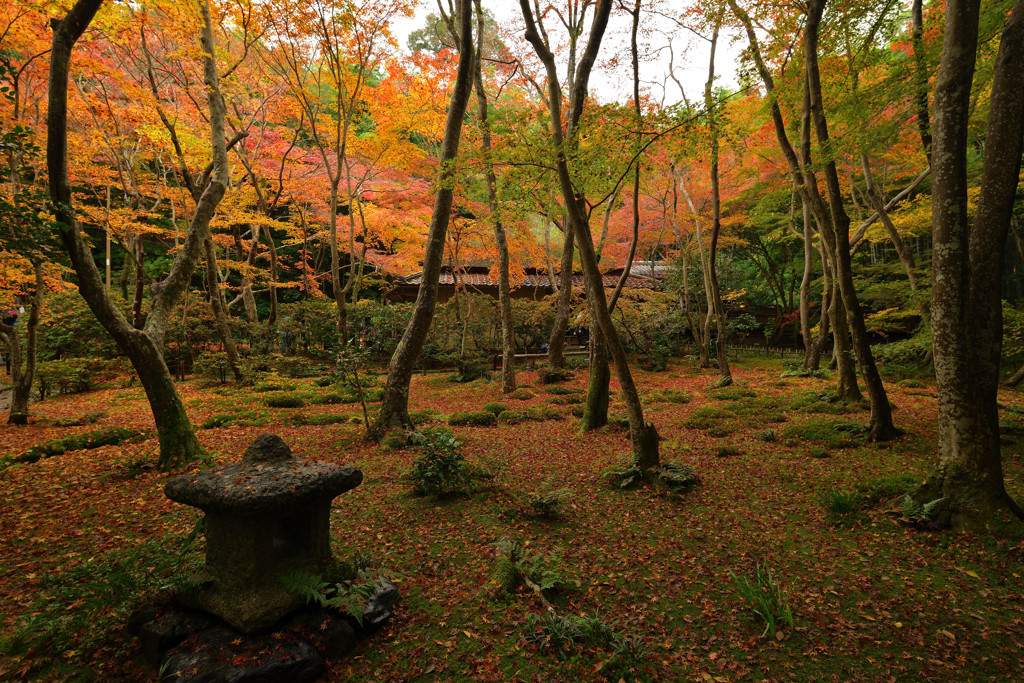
[524,478,572,518]
[510,388,535,400]
[264,392,307,408]
[755,429,776,442]
[312,392,351,405]
[898,379,925,388]
[817,489,863,526]
[659,462,700,493]
[482,402,508,416]
[715,446,741,458]
[523,611,645,678]
[35,357,114,399]
[194,351,234,384]
[729,563,794,637]
[492,537,578,595]
[537,367,573,384]
[314,375,337,387]
[202,413,235,429]
[407,427,479,497]
[449,356,490,383]
[448,410,498,427]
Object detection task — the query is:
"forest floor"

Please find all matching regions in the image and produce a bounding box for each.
[1,355,1023,682]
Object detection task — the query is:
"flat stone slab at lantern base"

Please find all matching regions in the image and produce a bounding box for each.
[165,434,362,634]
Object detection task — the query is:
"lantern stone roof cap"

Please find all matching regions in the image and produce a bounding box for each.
[165,434,362,516]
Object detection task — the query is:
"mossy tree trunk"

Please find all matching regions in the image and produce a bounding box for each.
[373,0,475,436]
[922,0,1024,532]
[49,0,229,469]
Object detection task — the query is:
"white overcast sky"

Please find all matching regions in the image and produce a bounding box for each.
[388,1,741,107]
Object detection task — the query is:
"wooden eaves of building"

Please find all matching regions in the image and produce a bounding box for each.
[384,265,658,303]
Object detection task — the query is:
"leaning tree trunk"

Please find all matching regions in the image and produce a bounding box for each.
[48,0,229,469]
[373,0,475,436]
[473,0,516,393]
[805,0,898,440]
[520,0,659,472]
[920,0,1024,531]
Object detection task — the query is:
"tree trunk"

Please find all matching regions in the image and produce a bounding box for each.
[373,0,475,436]
[519,0,658,471]
[805,0,898,440]
[798,197,816,369]
[262,224,279,326]
[547,216,575,367]
[581,295,610,431]
[48,0,229,469]
[0,263,42,424]
[922,0,1024,531]
[204,232,243,381]
[473,0,516,393]
[705,22,731,384]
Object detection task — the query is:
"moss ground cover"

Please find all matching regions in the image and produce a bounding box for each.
[1,358,1022,681]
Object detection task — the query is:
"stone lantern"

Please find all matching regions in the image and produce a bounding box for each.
[164,434,362,634]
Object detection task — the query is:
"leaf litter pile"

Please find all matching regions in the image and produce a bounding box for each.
[1,357,1023,681]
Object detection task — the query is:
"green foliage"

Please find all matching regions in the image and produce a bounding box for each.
[15,427,150,465]
[659,462,701,493]
[783,419,865,449]
[279,567,387,626]
[200,409,269,429]
[729,563,794,637]
[193,351,234,384]
[52,411,105,427]
[482,402,508,416]
[544,385,581,395]
[448,410,498,427]
[409,407,445,424]
[538,367,573,384]
[899,494,944,524]
[407,427,479,497]
[491,538,578,595]
[263,392,307,408]
[510,388,535,400]
[788,390,859,414]
[548,394,583,405]
[709,385,757,401]
[855,474,919,506]
[37,292,123,361]
[524,610,647,680]
[682,406,732,429]
[646,388,691,404]
[756,429,777,442]
[524,478,572,518]
[816,489,863,526]
[497,405,563,424]
[35,358,118,400]
[449,355,490,383]
[284,412,353,426]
